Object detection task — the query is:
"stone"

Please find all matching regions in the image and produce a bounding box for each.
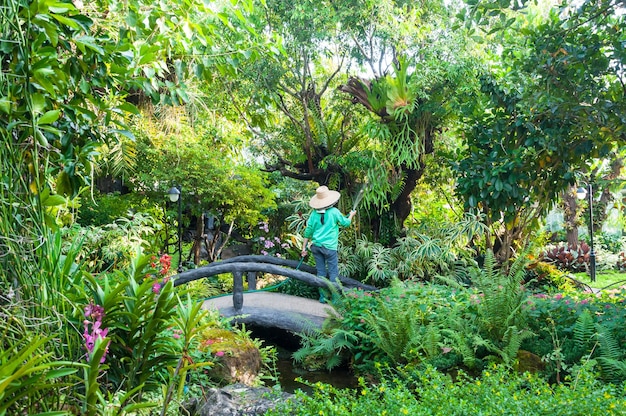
[515,349,545,373]
[200,328,262,385]
[182,384,294,416]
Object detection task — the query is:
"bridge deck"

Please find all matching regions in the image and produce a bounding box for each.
[202,292,335,334]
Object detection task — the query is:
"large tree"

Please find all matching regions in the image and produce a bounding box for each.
[225,0,472,243]
[454,0,626,262]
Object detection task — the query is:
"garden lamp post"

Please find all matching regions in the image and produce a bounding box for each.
[576,182,596,282]
[167,186,184,273]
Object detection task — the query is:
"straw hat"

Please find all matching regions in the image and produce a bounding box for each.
[309,186,340,209]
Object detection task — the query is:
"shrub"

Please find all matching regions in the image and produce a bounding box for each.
[525,291,626,383]
[541,242,590,272]
[524,260,574,291]
[598,233,625,254]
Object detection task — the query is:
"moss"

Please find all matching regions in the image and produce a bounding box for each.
[199,327,257,354]
[198,327,262,385]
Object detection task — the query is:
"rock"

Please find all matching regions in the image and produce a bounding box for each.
[515,350,545,373]
[200,328,262,385]
[182,384,294,416]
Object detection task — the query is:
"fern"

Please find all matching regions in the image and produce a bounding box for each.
[573,310,596,351]
[473,250,530,341]
[501,326,534,367]
[570,312,626,382]
[441,328,478,369]
[595,324,626,382]
[292,326,359,371]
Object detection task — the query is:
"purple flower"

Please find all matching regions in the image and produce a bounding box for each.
[84,302,105,321]
[83,315,110,363]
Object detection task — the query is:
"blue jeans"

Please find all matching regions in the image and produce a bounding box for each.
[311,245,339,282]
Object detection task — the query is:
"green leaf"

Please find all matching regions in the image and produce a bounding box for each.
[31,93,46,114]
[0,98,11,114]
[117,102,140,115]
[44,368,78,379]
[38,109,60,125]
[42,194,66,207]
[51,13,80,29]
[35,128,49,146]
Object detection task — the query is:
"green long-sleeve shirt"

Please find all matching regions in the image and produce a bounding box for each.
[303,207,352,250]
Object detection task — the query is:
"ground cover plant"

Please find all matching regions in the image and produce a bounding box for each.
[264,364,626,415]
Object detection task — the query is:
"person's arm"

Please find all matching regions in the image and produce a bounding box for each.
[337,208,356,227]
[301,211,315,256]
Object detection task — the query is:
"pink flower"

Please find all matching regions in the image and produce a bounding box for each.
[554,293,563,300]
[152,282,162,294]
[83,306,110,364]
[216,351,225,357]
[84,302,105,321]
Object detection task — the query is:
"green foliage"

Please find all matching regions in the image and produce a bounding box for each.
[0,335,77,415]
[161,294,213,415]
[276,278,319,299]
[359,280,445,364]
[341,212,486,284]
[598,233,625,254]
[572,310,626,383]
[62,213,161,272]
[526,290,626,382]
[85,249,180,394]
[292,324,360,372]
[132,113,276,229]
[472,250,530,341]
[0,0,143,198]
[454,0,625,262]
[266,364,626,415]
[295,250,540,374]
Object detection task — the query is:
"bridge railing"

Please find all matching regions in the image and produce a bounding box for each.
[172,255,376,313]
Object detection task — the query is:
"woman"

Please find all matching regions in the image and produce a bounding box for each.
[301,186,356,285]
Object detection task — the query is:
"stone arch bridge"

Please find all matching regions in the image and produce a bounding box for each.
[172,255,376,333]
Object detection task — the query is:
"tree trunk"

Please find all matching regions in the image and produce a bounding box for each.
[563,188,580,246]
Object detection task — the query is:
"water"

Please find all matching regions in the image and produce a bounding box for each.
[273,346,358,394]
[246,324,358,394]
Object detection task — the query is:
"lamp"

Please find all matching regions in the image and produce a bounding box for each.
[575,181,596,282]
[167,186,183,273]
